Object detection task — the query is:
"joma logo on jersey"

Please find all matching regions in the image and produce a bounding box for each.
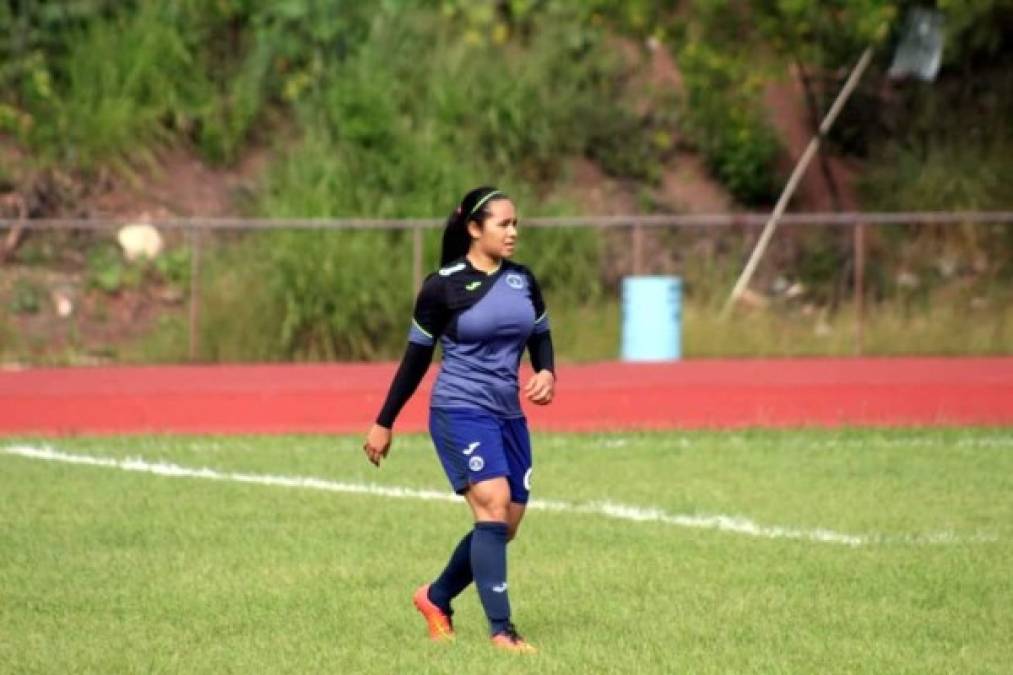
[506,273,524,290]
[465,281,482,291]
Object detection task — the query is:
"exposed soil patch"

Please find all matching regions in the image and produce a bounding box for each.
[2,145,269,365]
[1,265,182,364]
[762,66,862,211]
[83,146,270,219]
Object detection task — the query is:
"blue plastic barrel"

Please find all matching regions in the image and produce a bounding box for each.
[620,276,682,361]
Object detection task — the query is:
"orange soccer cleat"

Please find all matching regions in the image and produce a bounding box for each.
[412,584,455,641]
[490,623,537,653]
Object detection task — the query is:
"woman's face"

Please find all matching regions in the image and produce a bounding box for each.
[469,198,517,260]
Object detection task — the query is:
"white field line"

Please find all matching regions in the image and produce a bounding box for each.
[586,435,1013,451]
[1,445,996,547]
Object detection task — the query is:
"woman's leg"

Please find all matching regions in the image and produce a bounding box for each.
[465,477,514,635]
[426,531,474,616]
[428,497,526,618]
[464,476,511,522]
[506,502,526,541]
[501,417,533,543]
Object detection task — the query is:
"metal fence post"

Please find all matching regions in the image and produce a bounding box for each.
[188,226,201,362]
[632,223,644,275]
[854,221,866,355]
[412,224,422,300]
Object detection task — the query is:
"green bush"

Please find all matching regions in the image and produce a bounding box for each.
[153,247,191,288]
[196,240,286,363]
[22,3,210,170]
[85,244,126,294]
[859,76,1013,289]
[194,44,272,165]
[1,1,120,120]
[582,97,673,184]
[209,8,613,359]
[9,279,43,315]
[3,1,374,168]
[85,243,150,294]
[181,0,376,164]
[677,40,781,205]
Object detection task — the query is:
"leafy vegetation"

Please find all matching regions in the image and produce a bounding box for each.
[202,6,624,359]
[8,279,42,315]
[676,40,782,204]
[1,1,1011,363]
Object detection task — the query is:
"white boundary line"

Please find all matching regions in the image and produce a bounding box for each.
[1,445,997,547]
[585,434,1013,451]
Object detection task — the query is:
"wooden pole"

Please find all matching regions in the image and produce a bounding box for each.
[722,46,875,317]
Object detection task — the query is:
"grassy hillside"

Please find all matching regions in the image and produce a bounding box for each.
[1,1,1011,363]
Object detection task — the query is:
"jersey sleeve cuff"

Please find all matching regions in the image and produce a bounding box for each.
[533,312,550,334]
[408,319,436,346]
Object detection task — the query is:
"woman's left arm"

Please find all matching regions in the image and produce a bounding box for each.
[524,331,555,405]
[524,269,555,405]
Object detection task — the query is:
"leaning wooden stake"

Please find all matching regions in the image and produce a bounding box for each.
[722,46,875,318]
[0,193,27,263]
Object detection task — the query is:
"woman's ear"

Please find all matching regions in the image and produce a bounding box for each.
[466,219,482,240]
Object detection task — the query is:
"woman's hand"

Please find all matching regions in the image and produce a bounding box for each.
[524,370,555,406]
[363,424,392,467]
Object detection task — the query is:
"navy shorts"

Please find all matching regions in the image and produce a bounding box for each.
[429,407,533,504]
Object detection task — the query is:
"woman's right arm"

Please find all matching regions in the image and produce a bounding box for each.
[363,275,448,466]
[375,342,436,428]
[364,342,436,466]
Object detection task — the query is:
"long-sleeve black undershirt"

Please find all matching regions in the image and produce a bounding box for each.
[527,329,555,377]
[374,330,555,429]
[375,342,435,429]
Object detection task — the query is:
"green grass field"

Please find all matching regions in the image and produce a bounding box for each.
[2,429,1011,673]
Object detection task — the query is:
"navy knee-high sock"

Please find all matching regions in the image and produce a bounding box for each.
[427,531,473,615]
[471,521,511,636]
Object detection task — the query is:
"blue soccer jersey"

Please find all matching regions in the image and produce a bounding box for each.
[407,258,550,418]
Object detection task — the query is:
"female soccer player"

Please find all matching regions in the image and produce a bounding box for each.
[363,186,555,653]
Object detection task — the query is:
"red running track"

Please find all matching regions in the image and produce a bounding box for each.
[1,358,1011,435]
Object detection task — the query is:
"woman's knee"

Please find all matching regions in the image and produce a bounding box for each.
[478,503,510,522]
[466,478,511,522]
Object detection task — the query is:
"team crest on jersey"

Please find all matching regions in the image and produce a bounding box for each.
[506,273,525,290]
[468,456,485,472]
